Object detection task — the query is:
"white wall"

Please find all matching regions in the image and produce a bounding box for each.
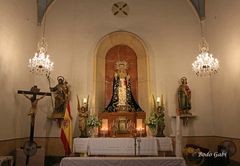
[207,0,240,138]
[0,0,37,139]
[43,0,214,137]
[3,0,229,139]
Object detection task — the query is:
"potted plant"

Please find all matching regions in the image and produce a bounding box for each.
[145,110,165,137]
[145,112,158,136]
[182,146,204,165]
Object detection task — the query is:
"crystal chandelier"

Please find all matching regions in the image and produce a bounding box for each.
[28,37,54,76]
[28,10,54,77]
[192,21,219,77]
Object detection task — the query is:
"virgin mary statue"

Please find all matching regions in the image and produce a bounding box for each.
[105,61,143,112]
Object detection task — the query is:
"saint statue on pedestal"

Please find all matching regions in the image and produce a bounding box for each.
[177,76,191,115]
[50,76,71,118]
[105,61,143,112]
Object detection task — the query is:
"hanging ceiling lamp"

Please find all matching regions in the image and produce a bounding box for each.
[28,8,54,77]
[192,21,219,77]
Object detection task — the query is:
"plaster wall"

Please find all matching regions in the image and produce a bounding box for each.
[206,0,240,138]
[0,0,220,140]
[1,0,240,160]
[0,0,38,140]
[43,0,214,137]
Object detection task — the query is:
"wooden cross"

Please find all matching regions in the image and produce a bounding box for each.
[18,85,51,166]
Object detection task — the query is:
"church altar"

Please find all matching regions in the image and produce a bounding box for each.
[60,157,186,166]
[73,137,173,156]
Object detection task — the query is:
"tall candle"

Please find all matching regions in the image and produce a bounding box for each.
[156,97,160,106]
[102,119,108,129]
[83,98,87,105]
[136,119,143,129]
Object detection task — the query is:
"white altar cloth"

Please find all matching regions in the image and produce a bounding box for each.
[73,137,173,156]
[88,138,135,156]
[156,137,173,152]
[73,138,89,153]
[136,137,158,156]
[60,157,186,166]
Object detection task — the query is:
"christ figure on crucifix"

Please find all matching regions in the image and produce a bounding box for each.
[20,86,47,115]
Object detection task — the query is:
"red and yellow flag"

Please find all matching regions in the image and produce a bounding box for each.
[60,101,72,156]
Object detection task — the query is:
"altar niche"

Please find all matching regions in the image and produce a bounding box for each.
[105,45,138,107]
[101,59,146,137]
[105,60,142,112]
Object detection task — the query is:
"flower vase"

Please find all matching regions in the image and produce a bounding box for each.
[149,128,157,137]
[156,124,165,137]
[89,128,98,137]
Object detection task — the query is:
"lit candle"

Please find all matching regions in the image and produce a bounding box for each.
[136,127,144,131]
[101,127,108,131]
[83,98,87,105]
[136,119,143,129]
[136,127,144,137]
[101,127,108,137]
[156,97,160,106]
[102,119,108,129]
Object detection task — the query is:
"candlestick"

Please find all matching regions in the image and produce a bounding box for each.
[101,127,108,137]
[136,127,144,137]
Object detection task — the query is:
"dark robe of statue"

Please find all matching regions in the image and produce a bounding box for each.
[105,64,143,112]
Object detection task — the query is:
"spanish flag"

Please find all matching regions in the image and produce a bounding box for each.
[60,101,72,156]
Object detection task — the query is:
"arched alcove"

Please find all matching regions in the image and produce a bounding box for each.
[93,31,150,114]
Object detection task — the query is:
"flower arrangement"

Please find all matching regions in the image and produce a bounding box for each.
[145,111,164,129]
[182,146,202,164]
[87,115,101,128]
[182,144,210,164]
[145,112,158,129]
[182,147,201,156]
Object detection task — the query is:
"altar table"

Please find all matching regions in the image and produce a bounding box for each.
[73,137,173,156]
[60,157,186,166]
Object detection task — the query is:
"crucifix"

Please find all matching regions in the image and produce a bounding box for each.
[18,85,51,166]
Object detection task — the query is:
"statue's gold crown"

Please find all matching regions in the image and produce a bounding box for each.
[115,60,128,70]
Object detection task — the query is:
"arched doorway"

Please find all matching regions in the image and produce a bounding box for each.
[94,31,150,114]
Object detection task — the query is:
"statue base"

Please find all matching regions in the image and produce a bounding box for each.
[47,112,65,127]
[49,111,64,119]
[116,105,134,112]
